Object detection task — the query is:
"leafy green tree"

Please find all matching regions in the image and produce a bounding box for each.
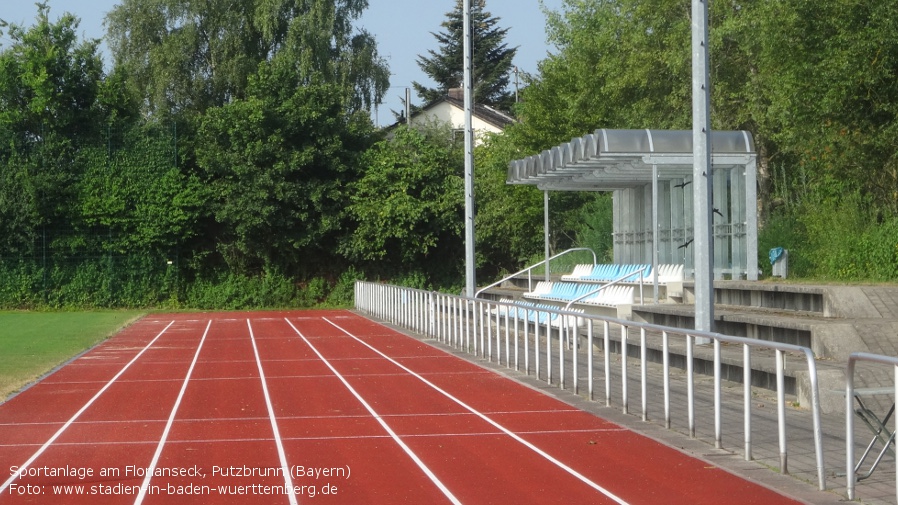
[196,57,374,277]
[718,1,898,215]
[518,0,695,150]
[342,124,464,285]
[105,0,389,118]
[77,122,202,253]
[413,0,517,110]
[473,131,544,276]
[0,4,108,249]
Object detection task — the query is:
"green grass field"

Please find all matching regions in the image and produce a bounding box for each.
[0,311,144,401]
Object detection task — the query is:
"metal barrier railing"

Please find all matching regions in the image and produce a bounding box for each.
[355,281,827,491]
[846,352,898,502]
[563,264,649,308]
[474,247,597,297]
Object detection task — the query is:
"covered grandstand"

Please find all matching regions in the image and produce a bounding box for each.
[506,129,759,283]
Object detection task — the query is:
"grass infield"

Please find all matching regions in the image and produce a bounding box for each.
[0,311,144,401]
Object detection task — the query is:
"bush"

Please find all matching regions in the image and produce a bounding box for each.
[761,192,898,282]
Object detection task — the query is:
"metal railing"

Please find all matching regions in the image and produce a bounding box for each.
[355,281,827,491]
[846,352,898,502]
[474,248,597,298]
[563,264,649,308]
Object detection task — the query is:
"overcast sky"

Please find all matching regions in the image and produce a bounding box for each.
[1,0,564,125]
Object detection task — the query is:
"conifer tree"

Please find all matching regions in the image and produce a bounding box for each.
[413,0,517,111]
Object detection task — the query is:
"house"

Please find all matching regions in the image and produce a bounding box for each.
[389,88,516,145]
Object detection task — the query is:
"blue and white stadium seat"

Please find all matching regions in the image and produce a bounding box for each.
[562,263,684,285]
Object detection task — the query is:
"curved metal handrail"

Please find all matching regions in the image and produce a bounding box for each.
[563,264,649,309]
[474,248,597,299]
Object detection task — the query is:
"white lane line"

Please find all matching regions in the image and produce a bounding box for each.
[2,407,589,430]
[248,319,298,505]
[134,320,212,505]
[283,318,461,505]
[0,321,176,495]
[3,428,629,448]
[323,317,631,505]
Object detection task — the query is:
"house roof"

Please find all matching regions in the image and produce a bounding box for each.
[435,96,516,130]
[386,93,516,131]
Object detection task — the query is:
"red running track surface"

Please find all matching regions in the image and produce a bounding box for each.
[0,310,806,504]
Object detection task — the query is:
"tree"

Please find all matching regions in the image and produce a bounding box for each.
[77,121,202,253]
[413,0,516,111]
[342,124,465,286]
[0,4,108,249]
[517,0,695,149]
[105,0,389,119]
[717,0,898,215]
[473,131,545,276]
[196,56,374,277]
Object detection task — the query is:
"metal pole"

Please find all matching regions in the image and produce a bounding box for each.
[692,0,714,333]
[405,88,411,126]
[544,191,550,281]
[652,163,660,302]
[463,0,476,297]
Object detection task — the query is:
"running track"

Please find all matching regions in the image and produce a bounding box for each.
[0,310,805,504]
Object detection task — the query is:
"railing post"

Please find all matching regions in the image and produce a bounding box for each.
[534,310,540,380]
[504,310,511,367]
[524,308,530,374]
[687,334,695,438]
[715,338,722,449]
[546,311,552,385]
[587,320,593,400]
[621,325,628,415]
[744,343,752,461]
[514,310,520,371]
[641,327,647,421]
[604,321,611,407]
[663,331,670,429]
[776,350,788,474]
[559,316,565,390]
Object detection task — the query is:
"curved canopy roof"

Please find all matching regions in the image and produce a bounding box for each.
[507,129,756,191]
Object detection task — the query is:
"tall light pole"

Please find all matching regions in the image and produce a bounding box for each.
[463,0,476,297]
[692,0,714,333]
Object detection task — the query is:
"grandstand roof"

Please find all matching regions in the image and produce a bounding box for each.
[507,129,755,191]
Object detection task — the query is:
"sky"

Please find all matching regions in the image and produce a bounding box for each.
[1,0,565,126]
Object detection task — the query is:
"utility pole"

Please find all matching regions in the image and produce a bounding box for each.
[514,66,520,103]
[692,0,714,334]
[405,88,411,126]
[463,0,476,297]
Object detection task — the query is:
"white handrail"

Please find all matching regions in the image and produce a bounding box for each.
[563,265,649,309]
[474,248,597,299]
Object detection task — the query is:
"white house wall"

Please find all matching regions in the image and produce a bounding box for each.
[409,102,504,145]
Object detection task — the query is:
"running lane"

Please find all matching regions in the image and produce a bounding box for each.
[0,317,201,504]
[135,316,296,505]
[0,311,810,505]
[281,312,806,505]
[249,314,457,504]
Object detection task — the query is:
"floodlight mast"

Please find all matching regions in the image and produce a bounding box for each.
[692,0,714,333]
[463,0,476,297]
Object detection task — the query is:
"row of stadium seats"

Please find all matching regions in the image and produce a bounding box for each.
[523,282,635,307]
[561,263,684,284]
[489,299,584,328]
